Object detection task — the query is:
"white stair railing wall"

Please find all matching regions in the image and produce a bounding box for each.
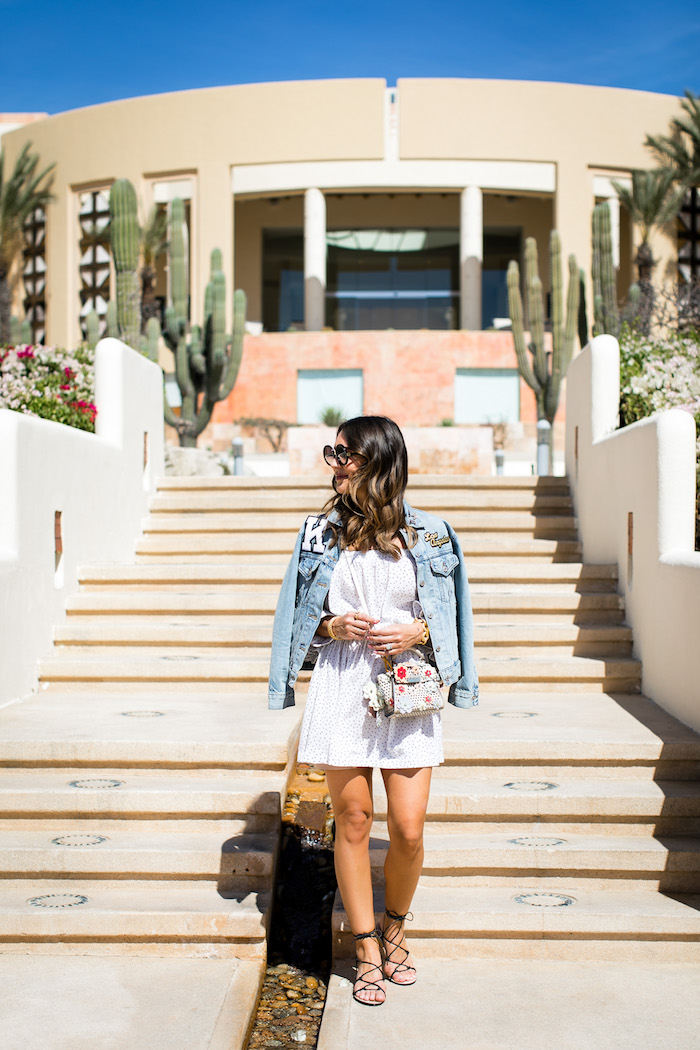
[0,338,164,707]
[566,334,700,731]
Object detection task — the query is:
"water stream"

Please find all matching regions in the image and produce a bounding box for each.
[245,765,337,1050]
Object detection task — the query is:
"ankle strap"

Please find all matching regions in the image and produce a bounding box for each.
[384,908,414,923]
[354,929,381,943]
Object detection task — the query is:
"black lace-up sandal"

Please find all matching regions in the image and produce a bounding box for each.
[352,929,386,1006]
[381,908,417,985]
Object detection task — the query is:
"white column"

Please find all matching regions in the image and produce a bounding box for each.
[606,194,621,270]
[304,188,326,332]
[460,185,483,330]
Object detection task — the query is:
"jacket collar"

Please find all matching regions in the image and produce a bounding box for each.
[326,500,422,530]
[403,500,423,529]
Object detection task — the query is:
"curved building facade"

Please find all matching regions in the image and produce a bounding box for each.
[3,79,683,436]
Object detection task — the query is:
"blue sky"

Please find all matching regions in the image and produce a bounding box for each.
[2,0,698,114]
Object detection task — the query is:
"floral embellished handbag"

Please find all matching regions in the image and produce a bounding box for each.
[372,648,444,718]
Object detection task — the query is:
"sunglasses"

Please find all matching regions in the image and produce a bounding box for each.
[323,444,366,467]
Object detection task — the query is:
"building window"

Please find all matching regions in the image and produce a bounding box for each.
[455,368,520,424]
[23,206,47,343]
[263,230,304,332]
[483,228,522,329]
[297,368,363,424]
[678,188,700,282]
[325,229,459,331]
[78,189,111,338]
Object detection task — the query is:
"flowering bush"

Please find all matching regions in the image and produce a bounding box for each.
[0,344,97,433]
[619,327,700,548]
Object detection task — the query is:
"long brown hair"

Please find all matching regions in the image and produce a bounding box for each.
[323,416,415,559]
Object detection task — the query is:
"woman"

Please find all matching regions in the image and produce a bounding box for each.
[268,416,478,1006]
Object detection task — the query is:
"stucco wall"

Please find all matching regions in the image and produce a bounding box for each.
[211,329,545,429]
[0,339,164,706]
[565,336,700,732]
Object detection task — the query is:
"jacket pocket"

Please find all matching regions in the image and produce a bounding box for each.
[298,554,323,580]
[429,552,459,602]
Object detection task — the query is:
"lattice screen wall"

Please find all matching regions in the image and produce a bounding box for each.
[78,189,111,337]
[23,207,47,343]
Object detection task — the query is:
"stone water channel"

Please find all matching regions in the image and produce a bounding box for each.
[245,763,337,1050]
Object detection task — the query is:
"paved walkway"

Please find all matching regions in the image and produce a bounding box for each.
[318,958,700,1050]
[0,955,262,1050]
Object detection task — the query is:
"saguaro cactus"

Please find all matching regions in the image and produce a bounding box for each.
[162,199,246,447]
[109,179,141,349]
[507,231,579,429]
[592,202,620,337]
[9,315,31,345]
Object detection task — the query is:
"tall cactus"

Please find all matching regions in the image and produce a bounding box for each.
[10,316,31,344]
[109,179,141,349]
[162,199,246,447]
[592,202,620,337]
[106,180,161,362]
[507,231,579,428]
[85,309,100,350]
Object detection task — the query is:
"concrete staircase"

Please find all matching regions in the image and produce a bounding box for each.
[2,474,700,1046]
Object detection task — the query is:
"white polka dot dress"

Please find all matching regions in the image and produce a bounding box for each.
[297,549,444,769]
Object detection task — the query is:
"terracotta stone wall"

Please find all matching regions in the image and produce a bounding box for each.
[212,330,555,428]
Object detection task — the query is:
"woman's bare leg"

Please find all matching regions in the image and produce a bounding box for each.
[380,766,432,983]
[325,767,384,1004]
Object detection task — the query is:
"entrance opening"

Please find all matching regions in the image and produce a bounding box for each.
[325,229,459,330]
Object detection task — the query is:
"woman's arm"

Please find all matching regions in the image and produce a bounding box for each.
[268,524,305,709]
[445,520,479,707]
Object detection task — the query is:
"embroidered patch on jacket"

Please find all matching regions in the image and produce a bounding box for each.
[424,531,450,549]
[301,516,328,553]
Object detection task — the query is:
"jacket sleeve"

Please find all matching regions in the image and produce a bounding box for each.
[446,520,479,709]
[268,524,304,710]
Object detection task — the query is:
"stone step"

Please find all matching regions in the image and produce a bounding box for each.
[148,491,574,514]
[53,620,634,656]
[0,690,299,769]
[9,769,693,828]
[0,820,276,881]
[372,775,700,821]
[64,589,626,619]
[136,532,583,561]
[0,770,283,819]
[0,878,269,952]
[77,561,619,590]
[439,692,700,775]
[332,884,700,960]
[37,652,642,690]
[141,510,578,534]
[3,692,696,780]
[156,475,570,492]
[367,823,700,890]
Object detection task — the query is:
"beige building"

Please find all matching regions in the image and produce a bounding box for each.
[2,78,686,351]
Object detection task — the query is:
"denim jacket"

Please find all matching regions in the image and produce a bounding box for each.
[268,501,479,711]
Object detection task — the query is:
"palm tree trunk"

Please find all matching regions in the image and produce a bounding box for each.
[0,270,13,345]
[635,243,656,337]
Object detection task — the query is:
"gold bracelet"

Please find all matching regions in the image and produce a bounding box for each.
[327,616,340,641]
[414,618,429,645]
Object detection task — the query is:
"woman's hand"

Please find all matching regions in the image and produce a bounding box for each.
[367,620,425,657]
[326,610,377,641]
